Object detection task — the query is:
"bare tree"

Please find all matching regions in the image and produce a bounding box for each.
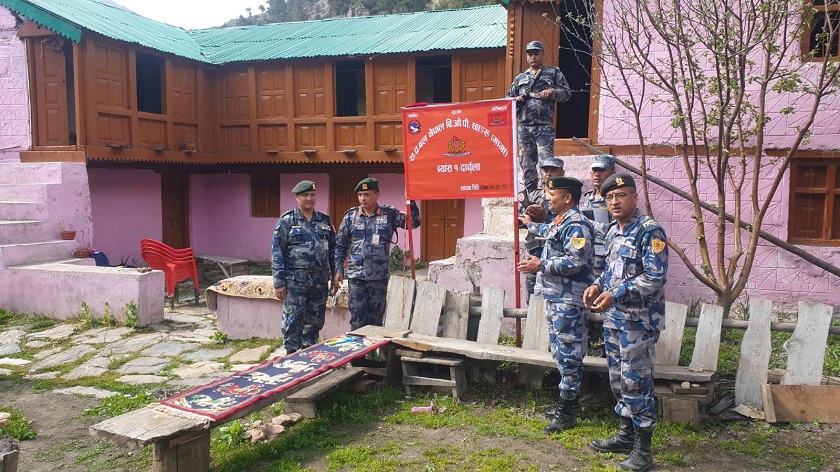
[556,0,840,316]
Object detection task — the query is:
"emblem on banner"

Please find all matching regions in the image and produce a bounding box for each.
[572,237,586,249]
[488,112,507,126]
[443,135,471,157]
[408,120,421,135]
[651,238,666,254]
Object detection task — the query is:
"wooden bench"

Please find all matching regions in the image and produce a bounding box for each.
[284,367,365,418]
[367,278,722,424]
[90,365,368,472]
[197,254,249,279]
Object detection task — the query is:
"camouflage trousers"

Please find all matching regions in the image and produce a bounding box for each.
[546,300,589,400]
[517,125,555,193]
[603,325,660,429]
[348,278,388,330]
[282,281,328,353]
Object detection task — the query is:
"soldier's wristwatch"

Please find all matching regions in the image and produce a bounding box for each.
[537,262,546,273]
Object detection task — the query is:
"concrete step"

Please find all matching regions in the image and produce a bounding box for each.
[0,200,46,221]
[0,184,48,203]
[0,220,50,244]
[0,162,64,185]
[0,240,80,268]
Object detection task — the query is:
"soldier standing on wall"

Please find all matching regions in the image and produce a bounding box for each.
[584,173,669,472]
[333,177,421,330]
[507,40,571,201]
[272,180,336,354]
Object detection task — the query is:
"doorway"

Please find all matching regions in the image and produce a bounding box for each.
[161,171,190,249]
[32,36,76,146]
[555,0,593,139]
[421,199,464,264]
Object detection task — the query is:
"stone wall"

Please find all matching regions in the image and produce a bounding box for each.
[0,7,29,163]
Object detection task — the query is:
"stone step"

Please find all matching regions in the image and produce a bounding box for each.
[0,240,80,268]
[0,200,45,221]
[0,220,51,245]
[0,162,64,185]
[0,184,48,203]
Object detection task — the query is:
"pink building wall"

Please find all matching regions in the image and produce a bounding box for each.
[0,6,29,163]
[88,168,162,266]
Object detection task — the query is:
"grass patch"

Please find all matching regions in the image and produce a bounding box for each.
[0,406,36,440]
[83,392,157,419]
[0,311,57,331]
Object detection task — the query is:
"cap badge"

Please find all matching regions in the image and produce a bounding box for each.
[616,177,625,186]
[361,183,368,190]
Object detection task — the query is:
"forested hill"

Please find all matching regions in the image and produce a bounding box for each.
[222,0,497,26]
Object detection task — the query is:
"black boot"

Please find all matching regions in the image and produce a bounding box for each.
[590,416,634,454]
[544,398,580,433]
[544,398,582,418]
[618,427,654,472]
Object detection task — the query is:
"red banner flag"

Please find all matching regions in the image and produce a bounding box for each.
[402,99,516,200]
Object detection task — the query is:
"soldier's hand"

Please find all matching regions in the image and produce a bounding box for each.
[538,89,552,99]
[590,291,614,312]
[515,95,525,102]
[516,255,541,274]
[524,204,546,223]
[332,273,343,294]
[519,214,532,226]
[583,285,601,308]
[275,287,287,301]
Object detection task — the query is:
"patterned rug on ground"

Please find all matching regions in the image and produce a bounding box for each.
[161,334,389,420]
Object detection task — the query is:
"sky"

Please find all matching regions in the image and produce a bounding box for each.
[111,0,270,30]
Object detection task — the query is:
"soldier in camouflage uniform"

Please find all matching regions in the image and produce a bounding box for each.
[519,176,595,434]
[520,156,566,302]
[272,180,336,354]
[580,154,616,276]
[583,173,668,472]
[333,177,421,330]
[507,40,571,198]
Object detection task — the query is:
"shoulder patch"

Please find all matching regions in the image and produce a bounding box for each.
[651,238,666,254]
[572,237,586,250]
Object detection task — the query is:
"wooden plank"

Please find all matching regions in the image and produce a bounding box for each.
[522,296,549,352]
[782,301,833,386]
[655,301,688,366]
[735,299,774,409]
[402,375,456,387]
[410,281,446,336]
[402,356,465,367]
[285,367,364,403]
[763,385,840,423]
[89,406,208,450]
[476,287,505,345]
[661,398,699,425]
[384,276,415,331]
[351,325,715,382]
[394,348,426,358]
[153,432,210,472]
[689,303,724,371]
[441,289,470,340]
[761,384,777,423]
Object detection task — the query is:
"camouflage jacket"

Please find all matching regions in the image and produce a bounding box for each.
[507,67,571,126]
[528,207,595,303]
[580,189,612,275]
[520,188,558,257]
[272,207,336,289]
[593,212,668,331]
[335,202,421,280]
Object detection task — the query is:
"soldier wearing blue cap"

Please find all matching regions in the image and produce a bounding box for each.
[518,176,595,434]
[507,40,571,198]
[272,180,336,354]
[520,156,566,302]
[583,173,668,472]
[333,177,421,330]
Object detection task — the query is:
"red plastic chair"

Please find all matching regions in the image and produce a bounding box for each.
[140,239,200,308]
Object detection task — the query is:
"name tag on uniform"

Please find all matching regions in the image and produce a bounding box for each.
[372,233,380,246]
[377,216,387,223]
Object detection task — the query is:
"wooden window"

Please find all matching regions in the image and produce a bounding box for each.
[415,56,452,104]
[335,60,366,117]
[805,0,840,59]
[789,160,840,245]
[136,52,165,114]
[251,174,281,218]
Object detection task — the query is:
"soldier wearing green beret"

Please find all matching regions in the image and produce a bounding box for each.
[333,177,421,330]
[272,180,336,354]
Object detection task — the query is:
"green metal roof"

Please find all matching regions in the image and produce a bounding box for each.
[189,5,507,63]
[0,0,507,65]
[0,0,209,62]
